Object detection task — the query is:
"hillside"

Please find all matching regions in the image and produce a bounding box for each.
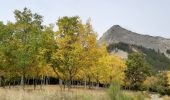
[99,25,170,58]
[99,25,170,71]
[107,42,170,71]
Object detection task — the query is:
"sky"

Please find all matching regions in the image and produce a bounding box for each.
[1,0,170,39]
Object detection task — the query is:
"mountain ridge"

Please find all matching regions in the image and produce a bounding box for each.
[100,25,170,40]
[99,25,170,58]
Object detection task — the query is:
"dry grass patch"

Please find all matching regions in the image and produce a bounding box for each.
[0,85,109,100]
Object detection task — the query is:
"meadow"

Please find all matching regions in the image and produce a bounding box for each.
[0,85,108,100]
[0,85,170,100]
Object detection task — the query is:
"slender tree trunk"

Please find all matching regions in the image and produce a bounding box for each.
[8,83,11,89]
[109,76,112,85]
[33,77,34,86]
[72,79,75,88]
[59,78,63,91]
[48,77,50,84]
[66,80,70,91]
[63,80,66,90]
[40,76,43,90]
[88,77,91,89]
[91,82,93,88]
[13,80,16,87]
[96,76,99,89]
[28,78,30,85]
[34,78,36,90]
[45,76,48,85]
[84,77,87,88]
[21,75,24,89]
[96,80,99,89]
[0,76,2,87]
[67,76,73,90]
[4,79,6,88]
[43,76,45,85]
[20,76,23,86]
[76,81,78,88]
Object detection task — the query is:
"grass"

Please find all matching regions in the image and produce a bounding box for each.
[0,85,170,100]
[0,85,109,100]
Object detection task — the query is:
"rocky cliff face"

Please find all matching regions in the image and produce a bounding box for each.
[99,25,170,57]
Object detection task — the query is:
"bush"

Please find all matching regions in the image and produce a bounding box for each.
[142,76,159,92]
[108,81,134,100]
[142,72,170,95]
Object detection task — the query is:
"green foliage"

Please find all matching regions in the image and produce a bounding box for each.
[108,81,133,100]
[107,42,170,71]
[0,8,127,90]
[51,16,84,86]
[108,81,121,99]
[108,81,145,100]
[138,47,170,71]
[141,71,170,95]
[107,42,132,53]
[0,8,163,99]
[0,8,55,88]
[125,52,150,90]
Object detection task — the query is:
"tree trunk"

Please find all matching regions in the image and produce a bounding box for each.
[8,83,11,89]
[27,78,30,85]
[40,76,43,90]
[77,81,79,88]
[13,80,16,87]
[109,76,112,85]
[66,80,71,91]
[34,78,36,90]
[84,77,87,88]
[63,80,66,90]
[91,82,93,88]
[21,75,24,89]
[88,77,91,89]
[67,76,73,90]
[96,76,99,89]
[96,80,99,89]
[0,76,2,87]
[59,78,63,91]
[45,76,48,85]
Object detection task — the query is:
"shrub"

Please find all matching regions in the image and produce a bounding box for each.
[142,72,170,95]
[142,76,159,92]
[108,81,133,100]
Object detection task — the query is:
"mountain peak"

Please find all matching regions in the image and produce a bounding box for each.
[99,25,170,58]
[109,25,125,31]
[111,25,121,28]
[105,25,130,35]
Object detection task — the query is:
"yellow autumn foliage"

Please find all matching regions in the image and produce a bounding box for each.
[99,54,126,84]
[166,71,170,86]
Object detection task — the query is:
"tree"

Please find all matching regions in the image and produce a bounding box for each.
[125,52,150,90]
[50,16,84,88]
[39,25,57,86]
[12,8,44,89]
[0,22,16,87]
[99,54,126,86]
[142,72,170,95]
[76,19,102,88]
[142,76,159,91]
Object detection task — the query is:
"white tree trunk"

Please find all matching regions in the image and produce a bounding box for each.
[20,76,24,86]
[59,79,62,85]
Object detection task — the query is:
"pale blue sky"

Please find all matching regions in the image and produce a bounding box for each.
[1,0,170,38]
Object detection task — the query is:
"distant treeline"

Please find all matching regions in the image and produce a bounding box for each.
[107,42,170,71]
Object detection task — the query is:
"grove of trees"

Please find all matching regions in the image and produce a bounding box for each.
[1,8,170,97]
[0,8,126,90]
